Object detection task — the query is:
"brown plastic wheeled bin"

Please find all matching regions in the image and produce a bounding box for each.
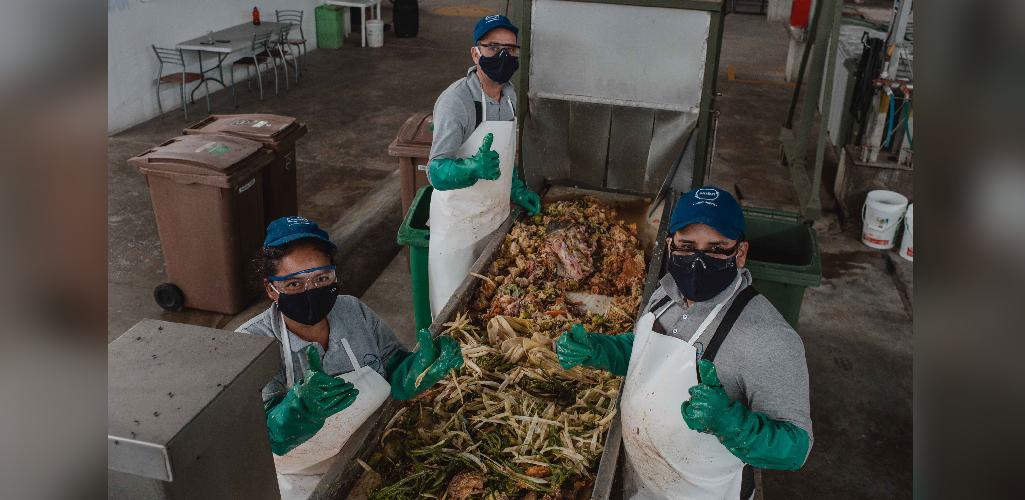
[184,114,308,224]
[388,111,434,218]
[129,134,273,314]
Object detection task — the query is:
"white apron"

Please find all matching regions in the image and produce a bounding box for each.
[274,314,391,499]
[621,280,745,500]
[428,89,516,317]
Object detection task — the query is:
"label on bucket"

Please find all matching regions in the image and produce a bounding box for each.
[863,234,891,246]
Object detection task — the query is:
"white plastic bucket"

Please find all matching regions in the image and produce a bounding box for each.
[861,190,908,249]
[366,19,384,48]
[899,203,913,261]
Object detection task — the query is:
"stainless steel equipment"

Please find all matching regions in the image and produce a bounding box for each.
[108,319,280,499]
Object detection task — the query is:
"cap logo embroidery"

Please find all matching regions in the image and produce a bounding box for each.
[285,216,310,225]
[694,188,720,206]
[485,14,501,22]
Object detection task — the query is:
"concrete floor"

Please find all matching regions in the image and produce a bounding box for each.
[108,4,912,498]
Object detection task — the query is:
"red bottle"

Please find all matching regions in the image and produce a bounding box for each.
[789,0,810,29]
[252,7,261,25]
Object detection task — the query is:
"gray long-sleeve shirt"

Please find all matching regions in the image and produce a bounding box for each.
[428,66,517,162]
[236,295,408,406]
[645,268,814,449]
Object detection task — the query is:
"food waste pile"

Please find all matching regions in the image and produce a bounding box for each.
[360,198,647,500]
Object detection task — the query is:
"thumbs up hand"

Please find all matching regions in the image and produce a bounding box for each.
[297,346,359,418]
[470,133,501,180]
[680,359,733,434]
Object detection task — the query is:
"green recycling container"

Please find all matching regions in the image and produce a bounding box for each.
[743,207,822,329]
[315,4,346,49]
[397,186,432,331]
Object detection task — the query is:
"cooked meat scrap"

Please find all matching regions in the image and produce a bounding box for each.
[446,472,485,500]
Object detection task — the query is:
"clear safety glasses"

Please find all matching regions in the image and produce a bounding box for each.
[667,240,741,259]
[268,265,337,295]
[477,43,520,57]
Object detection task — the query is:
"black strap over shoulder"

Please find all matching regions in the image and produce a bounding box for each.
[698,284,760,500]
[701,285,759,363]
[648,295,673,314]
[474,100,483,128]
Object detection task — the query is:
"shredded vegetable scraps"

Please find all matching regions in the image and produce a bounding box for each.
[364,198,645,500]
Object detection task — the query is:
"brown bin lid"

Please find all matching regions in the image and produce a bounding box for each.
[183,114,306,143]
[128,134,272,187]
[388,112,433,157]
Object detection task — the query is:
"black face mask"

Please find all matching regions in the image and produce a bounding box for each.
[276,282,338,325]
[477,48,519,84]
[667,252,738,302]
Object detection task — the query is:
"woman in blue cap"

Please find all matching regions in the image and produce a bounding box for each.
[555,186,813,499]
[237,216,463,474]
[426,14,542,318]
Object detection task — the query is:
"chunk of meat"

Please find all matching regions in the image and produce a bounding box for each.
[546,224,596,281]
[446,471,485,500]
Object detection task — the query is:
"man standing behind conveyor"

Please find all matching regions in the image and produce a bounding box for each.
[426,14,542,318]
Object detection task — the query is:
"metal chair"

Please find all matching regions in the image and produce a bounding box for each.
[261,24,299,88]
[276,10,307,74]
[229,31,278,103]
[152,45,209,120]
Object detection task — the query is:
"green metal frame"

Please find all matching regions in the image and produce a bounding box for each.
[779,0,842,219]
[513,0,726,194]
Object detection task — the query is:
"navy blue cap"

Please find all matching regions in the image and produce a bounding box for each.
[263,216,335,248]
[473,14,518,44]
[669,186,745,240]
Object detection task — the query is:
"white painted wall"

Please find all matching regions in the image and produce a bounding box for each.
[108,0,323,134]
[767,0,794,24]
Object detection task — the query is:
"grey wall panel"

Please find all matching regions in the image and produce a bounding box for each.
[606,106,656,193]
[568,101,612,187]
[522,97,571,189]
[644,110,699,193]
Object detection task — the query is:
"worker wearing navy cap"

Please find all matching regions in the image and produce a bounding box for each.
[556,186,813,499]
[237,216,463,467]
[426,14,541,318]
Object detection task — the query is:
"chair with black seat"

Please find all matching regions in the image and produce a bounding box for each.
[229,31,279,104]
[152,45,209,120]
[275,10,307,76]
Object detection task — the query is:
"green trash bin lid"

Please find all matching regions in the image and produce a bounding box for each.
[743,207,822,288]
[397,186,431,248]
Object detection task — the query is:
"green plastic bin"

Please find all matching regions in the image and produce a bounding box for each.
[397,186,432,331]
[315,5,346,49]
[743,207,822,329]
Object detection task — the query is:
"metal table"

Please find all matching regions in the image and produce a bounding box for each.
[325,0,382,47]
[177,22,285,107]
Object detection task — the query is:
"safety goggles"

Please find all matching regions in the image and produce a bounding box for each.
[667,240,741,259]
[477,43,520,57]
[268,265,337,295]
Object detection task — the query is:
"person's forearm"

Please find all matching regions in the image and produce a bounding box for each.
[584,332,634,376]
[428,157,478,191]
[716,405,811,471]
[385,350,412,380]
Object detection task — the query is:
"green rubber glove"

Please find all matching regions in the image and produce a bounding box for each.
[389,329,465,400]
[510,169,541,216]
[427,133,501,191]
[681,360,811,471]
[555,324,634,376]
[265,346,360,455]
